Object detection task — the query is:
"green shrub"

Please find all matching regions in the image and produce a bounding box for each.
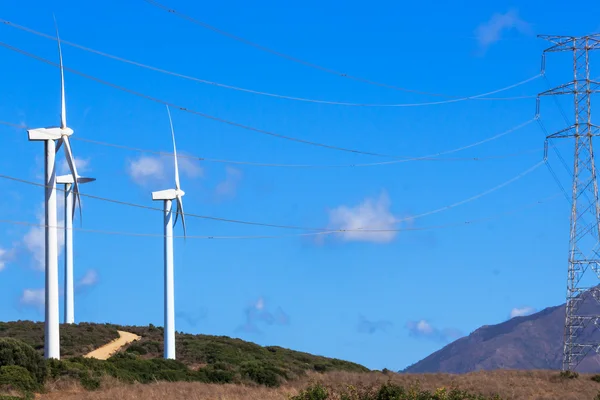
[559,370,579,379]
[197,365,235,384]
[125,344,147,356]
[0,339,46,385]
[375,382,406,399]
[78,372,101,391]
[0,365,39,393]
[239,361,283,387]
[592,374,600,383]
[0,395,28,400]
[291,383,329,400]
[313,364,328,373]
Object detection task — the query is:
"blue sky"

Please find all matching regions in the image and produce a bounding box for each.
[0,0,599,371]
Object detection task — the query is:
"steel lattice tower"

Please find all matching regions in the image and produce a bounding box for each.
[538,34,600,371]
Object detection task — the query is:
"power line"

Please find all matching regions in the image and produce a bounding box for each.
[0,191,562,240]
[0,160,545,231]
[0,19,539,107]
[0,40,538,159]
[141,0,538,100]
[0,119,539,168]
[0,40,405,158]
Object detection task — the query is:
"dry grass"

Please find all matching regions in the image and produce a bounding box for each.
[35,370,600,400]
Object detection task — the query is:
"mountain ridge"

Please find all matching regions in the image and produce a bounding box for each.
[402,297,600,373]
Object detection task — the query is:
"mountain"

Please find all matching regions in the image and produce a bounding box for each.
[403,291,600,373]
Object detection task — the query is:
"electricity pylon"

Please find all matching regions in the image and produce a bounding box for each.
[538,34,600,371]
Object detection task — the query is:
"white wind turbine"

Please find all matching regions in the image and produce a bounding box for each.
[151,105,187,360]
[56,174,95,324]
[26,23,83,359]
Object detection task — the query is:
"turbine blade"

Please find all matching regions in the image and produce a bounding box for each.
[53,15,67,130]
[177,195,187,240]
[166,105,181,191]
[62,137,81,222]
[173,198,179,228]
[55,137,63,153]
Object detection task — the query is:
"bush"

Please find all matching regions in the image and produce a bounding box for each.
[78,372,101,391]
[125,344,147,356]
[291,383,329,400]
[375,382,406,399]
[313,364,328,373]
[0,339,46,385]
[592,374,600,383]
[559,370,579,379]
[291,382,502,400]
[192,364,234,384]
[0,365,39,393]
[239,361,284,387]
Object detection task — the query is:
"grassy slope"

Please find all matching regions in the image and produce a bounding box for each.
[0,321,119,357]
[0,321,367,380]
[39,370,600,400]
[118,324,368,377]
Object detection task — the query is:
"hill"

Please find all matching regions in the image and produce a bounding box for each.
[403,290,600,373]
[4,321,600,399]
[0,320,367,384]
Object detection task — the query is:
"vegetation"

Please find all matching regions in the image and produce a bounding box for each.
[0,322,119,358]
[118,323,368,382]
[4,321,600,399]
[290,382,503,400]
[559,370,579,380]
[0,321,370,398]
[0,338,46,385]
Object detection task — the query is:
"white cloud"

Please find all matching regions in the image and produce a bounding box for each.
[22,203,65,271]
[510,306,536,318]
[215,167,242,201]
[77,269,98,288]
[406,319,462,342]
[255,297,265,311]
[128,156,165,183]
[59,157,91,176]
[0,249,6,271]
[327,191,398,243]
[20,288,44,311]
[414,320,434,335]
[178,157,203,179]
[127,154,202,187]
[0,248,15,271]
[475,9,531,50]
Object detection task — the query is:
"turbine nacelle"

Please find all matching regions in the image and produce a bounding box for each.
[27,127,73,141]
[151,188,185,201]
[56,175,96,185]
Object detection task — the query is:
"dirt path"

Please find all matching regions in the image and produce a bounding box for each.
[84,330,141,360]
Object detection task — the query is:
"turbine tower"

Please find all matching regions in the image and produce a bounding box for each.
[26,23,83,359]
[56,174,95,324]
[538,33,600,371]
[151,105,187,360]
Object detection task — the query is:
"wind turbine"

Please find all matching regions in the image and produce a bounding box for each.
[56,174,95,324]
[151,105,187,360]
[26,23,82,360]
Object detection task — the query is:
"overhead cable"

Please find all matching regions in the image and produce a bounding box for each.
[0,41,537,159]
[141,0,538,100]
[0,119,539,168]
[0,18,538,107]
[0,192,562,239]
[0,160,545,232]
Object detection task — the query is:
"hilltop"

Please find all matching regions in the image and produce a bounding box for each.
[0,320,367,383]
